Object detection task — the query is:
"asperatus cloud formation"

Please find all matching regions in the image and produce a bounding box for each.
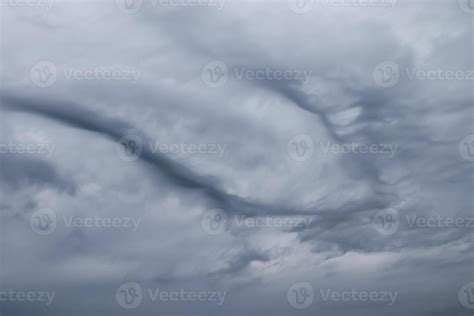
[0,0,473,315]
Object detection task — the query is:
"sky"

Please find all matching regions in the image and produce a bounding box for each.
[0,0,473,315]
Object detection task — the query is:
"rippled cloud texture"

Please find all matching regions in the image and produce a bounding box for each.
[0,0,473,315]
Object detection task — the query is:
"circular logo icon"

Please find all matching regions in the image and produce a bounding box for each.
[30,60,57,88]
[459,282,474,309]
[116,282,143,309]
[287,0,315,14]
[459,0,474,14]
[287,134,314,162]
[372,208,400,235]
[115,0,143,14]
[373,61,400,88]
[115,134,144,162]
[287,281,314,309]
[458,134,474,162]
[201,61,228,88]
[201,208,229,235]
[30,209,57,235]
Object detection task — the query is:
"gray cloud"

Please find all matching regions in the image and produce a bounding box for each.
[0,1,472,315]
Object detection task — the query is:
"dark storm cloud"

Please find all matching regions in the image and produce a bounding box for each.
[0,92,330,217]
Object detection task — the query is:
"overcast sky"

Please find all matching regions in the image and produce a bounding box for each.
[0,0,473,315]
